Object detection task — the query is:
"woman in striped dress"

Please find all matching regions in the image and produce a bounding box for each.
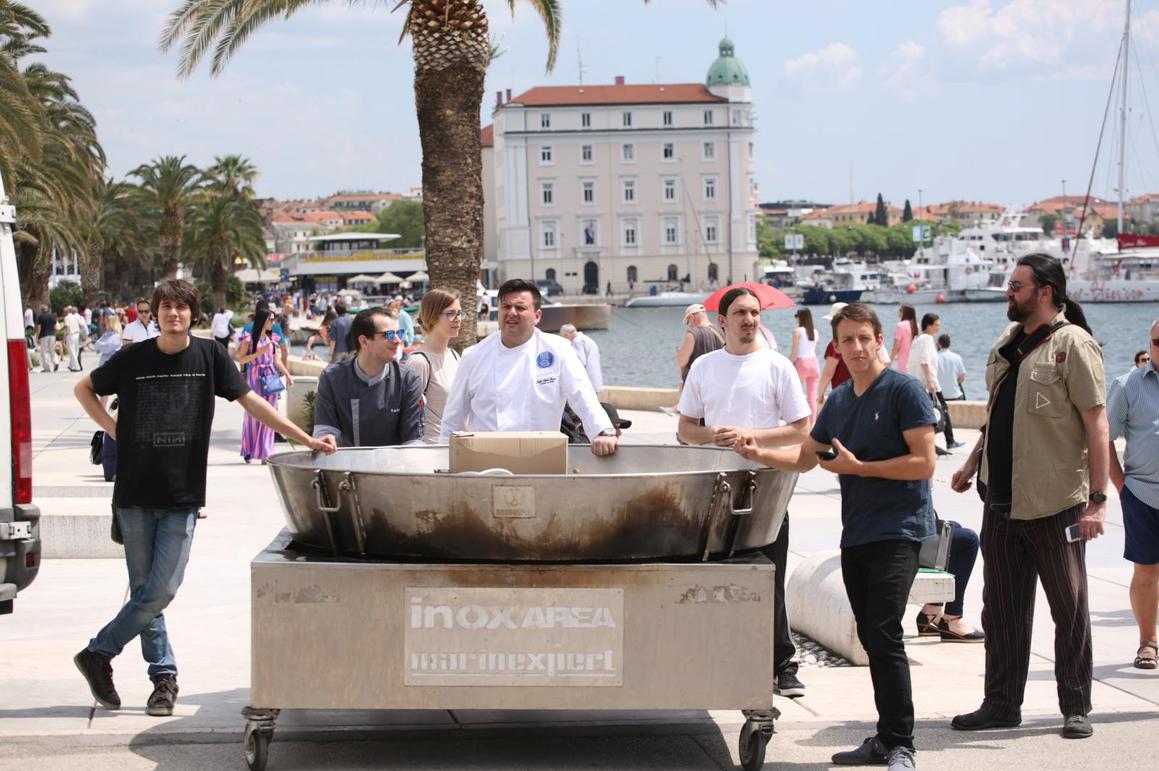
[237,308,293,463]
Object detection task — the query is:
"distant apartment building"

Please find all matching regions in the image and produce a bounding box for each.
[800,201,904,228]
[481,38,759,293]
[1125,193,1159,226]
[1024,195,1122,236]
[324,192,402,214]
[921,200,1004,228]
[270,220,323,256]
[340,211,377,228]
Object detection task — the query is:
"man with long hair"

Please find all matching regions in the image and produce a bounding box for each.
[949,253,1109,740]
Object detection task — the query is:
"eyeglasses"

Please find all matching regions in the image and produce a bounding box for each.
[137,308,151,315]
[373,329,406,341]
[440,310,467,320]
[1006,281,1038,292]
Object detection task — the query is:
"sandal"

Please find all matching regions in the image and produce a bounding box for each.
[1135,641,1158,670]
[915,610,942,637]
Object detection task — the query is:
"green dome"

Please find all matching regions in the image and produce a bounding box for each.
[706,36,750,87]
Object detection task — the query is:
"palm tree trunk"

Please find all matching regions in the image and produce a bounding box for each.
[79,242,102,305]
[160,234,180,278]
[210,259,228,312]
[16,238,49,309]
[415,62,485,350]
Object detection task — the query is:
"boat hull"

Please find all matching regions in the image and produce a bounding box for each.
[801,288,863,305]
[624,292,709,308]
[537,303,611,332]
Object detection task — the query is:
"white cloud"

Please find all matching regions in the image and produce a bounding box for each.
[784,43,862,92]
[937,0,1119,73]
[879,41,938,101]
[1135,10,1159,46]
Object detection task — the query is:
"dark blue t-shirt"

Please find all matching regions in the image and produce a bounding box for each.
[810,367,936,549]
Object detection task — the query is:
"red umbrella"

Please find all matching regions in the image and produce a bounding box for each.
[703,282,795,312]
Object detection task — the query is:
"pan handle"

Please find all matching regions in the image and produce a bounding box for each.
[311,471,342,513]
[730,471,758,517]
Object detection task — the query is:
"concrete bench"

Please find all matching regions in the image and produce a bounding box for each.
[786,550,955,666]
[36,498,122,559]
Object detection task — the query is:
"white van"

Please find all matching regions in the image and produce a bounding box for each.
[0,171,40,615]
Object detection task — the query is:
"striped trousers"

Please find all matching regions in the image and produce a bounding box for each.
[979,502,1092,717]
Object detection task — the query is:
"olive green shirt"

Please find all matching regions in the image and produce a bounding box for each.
[980,311,1105,520]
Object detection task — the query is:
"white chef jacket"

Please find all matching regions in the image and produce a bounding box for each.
[440,329,613,441]
[570,331,604,392]
[122,318,159,343]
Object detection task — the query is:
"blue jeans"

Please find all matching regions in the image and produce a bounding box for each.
[89,507,197,678]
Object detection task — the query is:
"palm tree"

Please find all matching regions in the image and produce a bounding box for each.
[206,153,258,201]
[90,178,158,303]
[161,1,716,347]
[130,155,203,279]
[184,193,266,311]
[0,1,48,186]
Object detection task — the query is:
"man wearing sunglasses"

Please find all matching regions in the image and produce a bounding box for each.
[122,299,160,348]
[312,308,424,447]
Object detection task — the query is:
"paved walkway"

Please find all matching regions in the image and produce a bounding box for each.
[1,368,1156,769]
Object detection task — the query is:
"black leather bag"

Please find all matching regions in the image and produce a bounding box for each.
[89,430,104,465]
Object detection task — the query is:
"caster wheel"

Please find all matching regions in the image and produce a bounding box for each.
[739,720,768,770]
[244,723,271,771]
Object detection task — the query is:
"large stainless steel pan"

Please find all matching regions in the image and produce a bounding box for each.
[266,445,798,561]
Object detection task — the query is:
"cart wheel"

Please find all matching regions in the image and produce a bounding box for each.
[244,723,271,771]
[739,720,765,770]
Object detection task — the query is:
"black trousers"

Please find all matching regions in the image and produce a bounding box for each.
[842,538,921,751]
[759,514,796,676]
[934,390,957,444]
[979,503,1092,717]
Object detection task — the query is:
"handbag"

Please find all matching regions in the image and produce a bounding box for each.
[259,368,285,397]
[919,514,953,570]
[90,430,104,465]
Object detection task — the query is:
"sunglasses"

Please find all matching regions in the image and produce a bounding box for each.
[441,310,467,320]
[137,308,151,314]
[373,329,406,341]
[1005,281,1038,292]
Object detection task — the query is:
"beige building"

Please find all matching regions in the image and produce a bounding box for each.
[482,38,759,294]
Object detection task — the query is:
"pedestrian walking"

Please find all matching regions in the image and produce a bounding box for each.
[328,302,353,364]
[790,307,820,423]
[35,304,57,373]
[949,253,1108,740]
[237,308,293,464]
[908,313,962,451]
[677,287,811,700]
[405,288,463,444]
[816,302,851,408]
[735,302,935,771]
[63,306,84,371]
[210,307,234,348]
[675,303,724,386]
[71,279,334,718]
[891,304,916,372]
[121,299,159,348]
[936,333,967,400]
[1108,321,1159,670]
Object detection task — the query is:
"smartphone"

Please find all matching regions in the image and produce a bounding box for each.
[816,447,838,461]
[1065,523,1082,543]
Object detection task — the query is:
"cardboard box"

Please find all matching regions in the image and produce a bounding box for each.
[449,431,568,475]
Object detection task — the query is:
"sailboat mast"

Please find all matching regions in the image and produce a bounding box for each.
[1118,0,1131,232]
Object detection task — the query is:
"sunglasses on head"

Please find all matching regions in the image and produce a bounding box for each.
[374,329,406,341]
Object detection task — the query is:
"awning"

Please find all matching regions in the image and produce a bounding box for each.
[408,271,429,282]
[234,268,281,284]
[346,274,379,283]
[376,272,404,284]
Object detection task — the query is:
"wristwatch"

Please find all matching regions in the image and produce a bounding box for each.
[1089,491,1107,504]
[598,428,617,437]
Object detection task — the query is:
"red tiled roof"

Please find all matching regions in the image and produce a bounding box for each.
[481,124,494,147]
[507,83,726,107]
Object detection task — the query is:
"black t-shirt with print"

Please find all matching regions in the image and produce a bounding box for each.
[90,336,250,509]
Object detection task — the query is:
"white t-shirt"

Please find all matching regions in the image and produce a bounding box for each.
[440,329,612,441]
[793,326,818,360]
[570,331,603,392]
[122,318,159,344]
[63,312,84,335]
[677,347,811,432]
[211,310,234,338]
[907,333,939,392]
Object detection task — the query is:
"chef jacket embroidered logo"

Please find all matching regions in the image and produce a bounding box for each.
[536,352,555,368]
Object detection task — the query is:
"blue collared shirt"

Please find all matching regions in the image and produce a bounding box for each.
[1108,364,1159,508]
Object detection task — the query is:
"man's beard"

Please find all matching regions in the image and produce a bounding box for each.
[1006,299,1030,322]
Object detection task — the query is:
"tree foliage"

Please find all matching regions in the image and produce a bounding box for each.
[902,199,913,222]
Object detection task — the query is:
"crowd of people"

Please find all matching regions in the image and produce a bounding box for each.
[60,254,1157,771]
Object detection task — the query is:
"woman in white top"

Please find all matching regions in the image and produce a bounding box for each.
[790,307,821,424]
[211,307,234,348]
[405,287,463,443]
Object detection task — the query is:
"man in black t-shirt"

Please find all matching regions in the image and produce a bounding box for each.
[71,279,336,718]
[735,303,936,770]
[35,305,57,372]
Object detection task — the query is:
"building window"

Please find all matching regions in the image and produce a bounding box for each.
[663,142,675,160]
[541,182,554,206]
[702,141,715,161]
[540,145,553,164]
[623,220,638,246]
[703,109,714,126]
[704,177,717,201]
[664,218,679,245]
[542,221,557,248]
[663,110,673,126]
[748,141,755,157]
[732,109,741,126]
[704,218,719,243]
[622,179,635,203]
[581,112,591,128]
[582,180,595,204]
[667,264,679,281]
[627,265,638,283]
[622,143,635,162]
[581,144,593,163]
[581,219,598,245]
[541,112,551,129]
[622,110,632,127]
[546,267,557,280]
[663,179,677,202]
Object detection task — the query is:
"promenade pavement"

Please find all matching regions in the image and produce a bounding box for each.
[1,368,1157,770]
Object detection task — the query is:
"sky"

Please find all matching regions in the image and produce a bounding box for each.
[26,0,1159,210]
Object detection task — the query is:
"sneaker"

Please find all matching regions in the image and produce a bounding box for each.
[951,705,1021,731]
[886,746,916,770]
[773,671,805,698]
[1061,714,1092,739]
[146,675,179,717]
[832,736,888,765]
[73,648,120,710]
[947,441,966,449]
